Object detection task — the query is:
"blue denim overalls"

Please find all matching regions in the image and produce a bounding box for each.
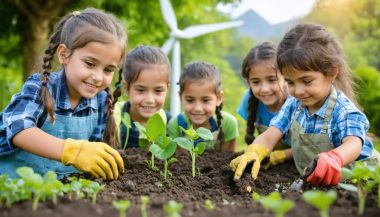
[0,113,97,179]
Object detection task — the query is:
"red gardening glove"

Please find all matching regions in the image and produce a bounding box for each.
[306,149,343,186]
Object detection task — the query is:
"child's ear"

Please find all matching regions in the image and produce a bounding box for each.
[216,90,224,106]
[122,80,129,96]
[57,44,69,64]
[330,67,339,82]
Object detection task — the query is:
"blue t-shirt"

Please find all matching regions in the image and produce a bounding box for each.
[0,71,108,154]
[270,90,373,160]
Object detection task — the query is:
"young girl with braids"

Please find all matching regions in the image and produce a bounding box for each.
[230,23,380,187]
[236,42,292,167]
[168,61,239,152]
[113,45,171,148]
[0,8,125,180]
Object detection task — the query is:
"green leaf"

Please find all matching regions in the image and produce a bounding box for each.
[194,142,206,155]
[302,190,337,211]
[173,137,193,152]
[180,125,198,140]
[149,141,177,160]
[338,183,358,192]
[196,127,213,140]
[146,113,166,142]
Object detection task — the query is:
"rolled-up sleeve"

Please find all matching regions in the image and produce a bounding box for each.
[270,96,298,134]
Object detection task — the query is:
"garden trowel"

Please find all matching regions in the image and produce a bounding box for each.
[289,157,318,191]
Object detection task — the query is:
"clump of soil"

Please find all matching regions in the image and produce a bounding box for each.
[1,148,379,217]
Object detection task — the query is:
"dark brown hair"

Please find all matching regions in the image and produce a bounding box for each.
[40,7,127,147]
[277,23,358,107]
[241,42,278,145]
[179,61,224,148]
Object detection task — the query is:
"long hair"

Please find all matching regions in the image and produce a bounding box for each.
[277,23,359,107]
[40,8,127,147]
[241,42,278,144]
[179,61,225,147]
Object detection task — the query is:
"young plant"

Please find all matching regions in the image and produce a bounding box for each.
[339,161,376,215]
[146,113,177,179]
[80,179,105,204]
[173,126,213,177]
[112,199,131,217]
[367,164,380,207]
[302,190,337,217]
[253,191,294,217]
[204,199,215,211]
[163,200,183,217]
[140,195,149,217]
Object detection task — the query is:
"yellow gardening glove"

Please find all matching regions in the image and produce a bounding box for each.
[269,150,287,166]
[61,139,124,180]
[229,144,269,181]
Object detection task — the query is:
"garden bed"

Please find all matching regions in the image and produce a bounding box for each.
[1,148,379,217]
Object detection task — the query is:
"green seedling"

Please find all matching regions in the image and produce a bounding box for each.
[367,164,380,207]
[254,191,294,217]
[112,199,131,217]
[16,167,64,211]
[146,113,177,179]
[204,199,215,211]
[80,179,104,204]
[302,190,337,217]
[174,126,213,177]
[140,195,149,217]
[339,161,376,215]
[163,200,183,217]
[0,174,31,208]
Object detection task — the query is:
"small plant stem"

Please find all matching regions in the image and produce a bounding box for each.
[32,196,39,211]
[92,193,96,204]
[119,210,126,217]
[151,154,155,169]
[320,210,329,217]
[164,160,168,180]
[358,183,366,215]
[192,151,196,177]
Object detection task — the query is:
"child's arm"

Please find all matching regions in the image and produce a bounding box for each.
[12,127,124,180]
[229,126,283,181]
[306,136,362,186]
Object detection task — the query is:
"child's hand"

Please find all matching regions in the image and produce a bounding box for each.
[229,144,269,181]
[306,149,343,186]
[268,150,287,166]
[61,139,124,180]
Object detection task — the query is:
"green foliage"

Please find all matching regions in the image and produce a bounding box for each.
[339,161,377,215]
[355,66,380,136]
[302,190,337,217]
[203,199,215,211]
[174,125,213,177]
[140,195,150,217]
[253,191,294,217]
[112,199,131,217]
[163,200,183,217]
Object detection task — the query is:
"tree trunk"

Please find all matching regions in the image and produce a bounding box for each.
[8,0,71,80]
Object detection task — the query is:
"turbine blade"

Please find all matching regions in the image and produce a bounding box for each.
[181,20,244,39]
[160,0,178,31]
[161,37,175,54]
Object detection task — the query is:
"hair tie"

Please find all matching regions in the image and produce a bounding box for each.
[116,83,121,89]
[72,11,81,16]
[41,74,48,86]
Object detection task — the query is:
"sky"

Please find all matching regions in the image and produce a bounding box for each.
[218,0,316,25]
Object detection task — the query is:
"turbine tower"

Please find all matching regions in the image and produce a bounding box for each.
[160,0,243,116]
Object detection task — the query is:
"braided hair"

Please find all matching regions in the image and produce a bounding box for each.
[179,61,224,149]
[241,42,277,144]
[39,8,127,147]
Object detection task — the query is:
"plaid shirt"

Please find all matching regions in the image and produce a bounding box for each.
[0,71,108,153]
[270,91,373,160]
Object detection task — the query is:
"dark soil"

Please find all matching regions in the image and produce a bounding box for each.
[1,148,379,217]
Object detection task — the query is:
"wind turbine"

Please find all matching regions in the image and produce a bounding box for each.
[160,0,243,116]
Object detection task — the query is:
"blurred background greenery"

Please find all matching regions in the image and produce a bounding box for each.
[0,0,379,151]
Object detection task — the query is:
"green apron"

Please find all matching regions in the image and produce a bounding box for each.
[290,88,380,175]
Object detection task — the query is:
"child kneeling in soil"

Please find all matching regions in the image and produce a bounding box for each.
[168,61,239,152]
[0,8,125,180]
[237,42,292,167]
[230,23,380,187]
[113,45,171,149]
